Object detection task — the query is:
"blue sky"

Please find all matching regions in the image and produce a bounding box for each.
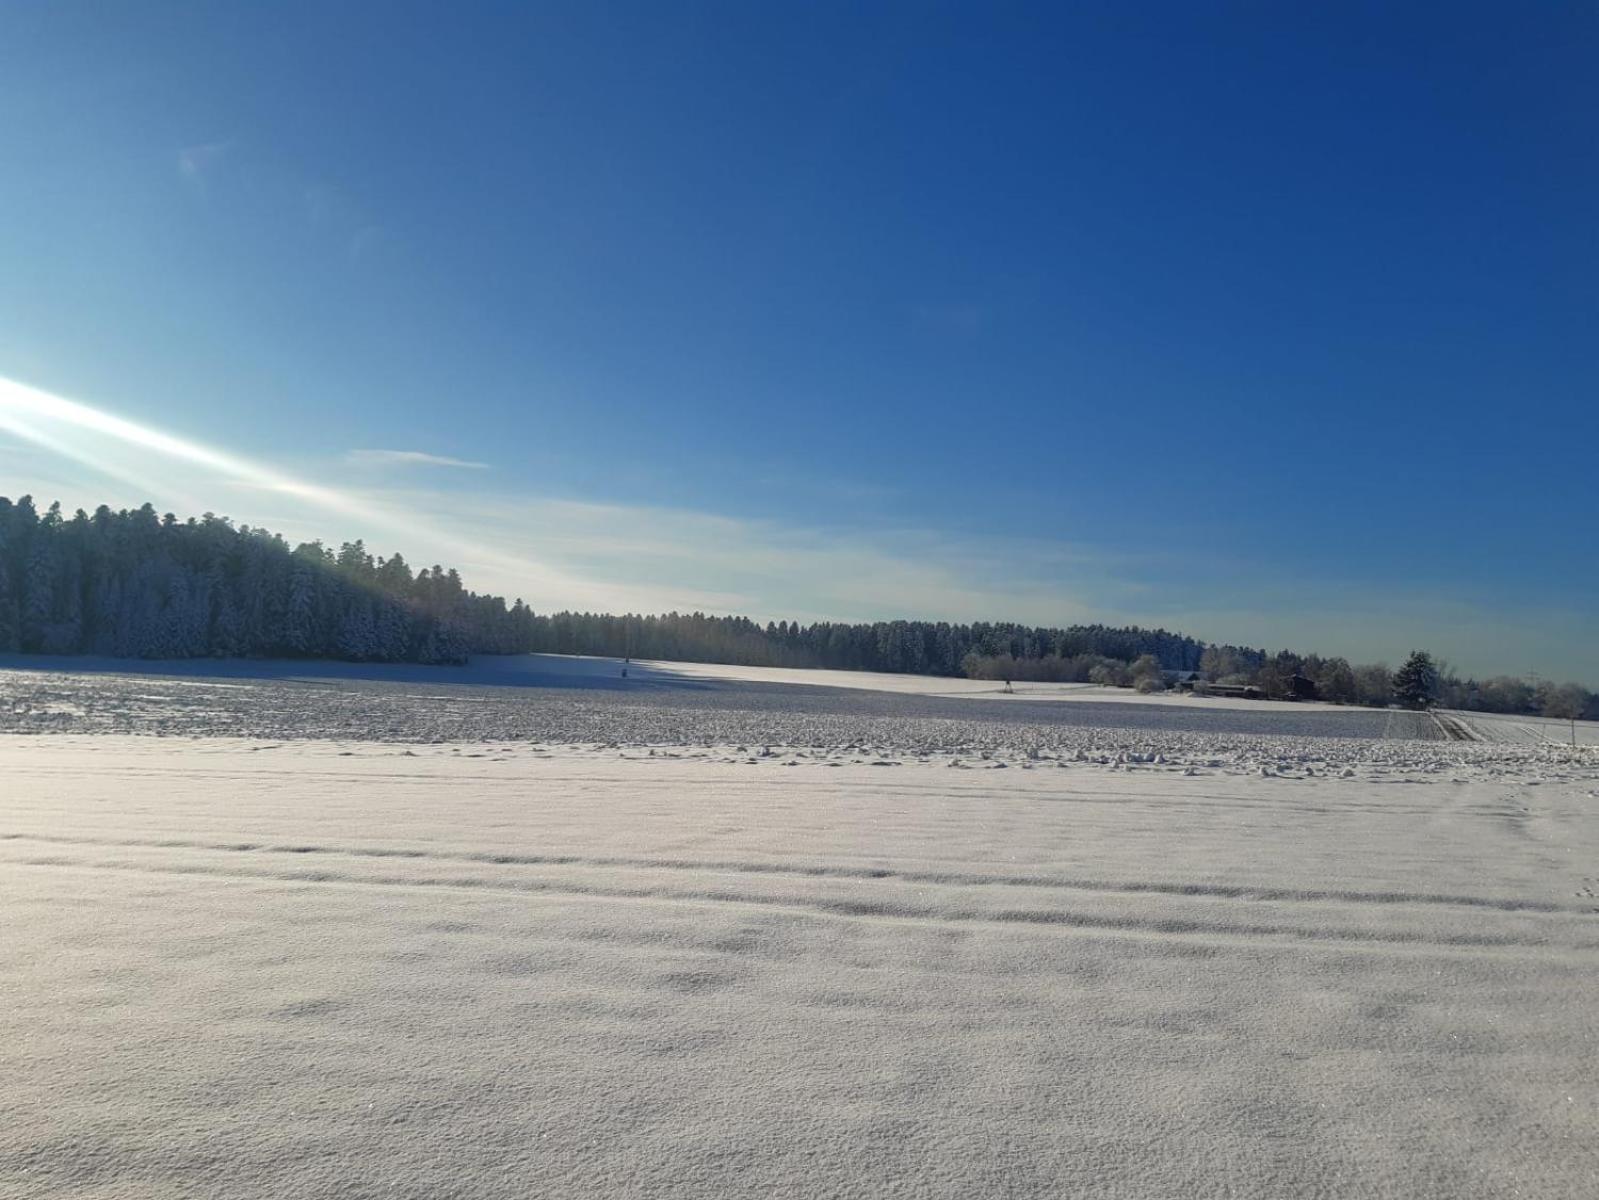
[1,2,1595,679]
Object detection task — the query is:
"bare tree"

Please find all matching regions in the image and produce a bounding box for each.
[1130,654,1166,693]
[1538,682,1586,720]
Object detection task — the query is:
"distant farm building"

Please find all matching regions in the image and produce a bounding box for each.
[1288,673,1319,701]
[1191,681,1267,700]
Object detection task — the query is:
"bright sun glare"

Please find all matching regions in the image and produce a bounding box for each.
[0,373,615,606]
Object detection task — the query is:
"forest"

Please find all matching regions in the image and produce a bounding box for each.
[2,495,1592,720]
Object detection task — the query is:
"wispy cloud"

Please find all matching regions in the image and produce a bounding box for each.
[346,449,490,470]
[401,491,1139,627]
[176,140,232,201]
[176,143,385,263]
[177,140,230,180]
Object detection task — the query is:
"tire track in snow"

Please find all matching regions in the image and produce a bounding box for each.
[6,855,1595,956]
[3,831,1590,916]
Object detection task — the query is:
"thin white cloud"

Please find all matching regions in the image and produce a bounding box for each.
[346,449,490,470]
[177,140,230,178]
[176,141,232,201]
[177,143,386,266]
[400,490,1126,627]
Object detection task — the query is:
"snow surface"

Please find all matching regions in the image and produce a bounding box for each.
[1445,707,1599,748]
[3,666,1598,1198]
[621,657,1324,710]
[0,658,1440,744]
[0,650,1346,710]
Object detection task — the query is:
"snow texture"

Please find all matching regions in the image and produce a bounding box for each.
[1444,708,1599,748]
[0,656,1439,747]
[3,661,1598,1199]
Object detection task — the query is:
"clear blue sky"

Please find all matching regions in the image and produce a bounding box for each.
[1,2,1594,679]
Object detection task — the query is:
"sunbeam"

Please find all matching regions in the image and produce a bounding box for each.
[0,374,623,608]
[0,402,200,513]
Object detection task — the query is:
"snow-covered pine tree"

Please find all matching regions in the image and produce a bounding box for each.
[89,571,121,655]
[21,538,56,652]
[283,565,316,656]
[0,549,18,653]
[337,596,378,661]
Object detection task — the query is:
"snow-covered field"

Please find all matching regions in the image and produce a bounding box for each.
[3,662,1597,1198]
[1444,707,1599,748]
[0,650,1359,710]
[0,654,1439,744]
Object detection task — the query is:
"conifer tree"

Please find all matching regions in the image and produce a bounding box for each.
[1392,651,1438,710]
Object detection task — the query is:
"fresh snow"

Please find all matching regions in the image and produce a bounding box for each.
[3,663,1597,1199]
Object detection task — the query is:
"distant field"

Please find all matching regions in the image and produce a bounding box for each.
[0,654,1439,743]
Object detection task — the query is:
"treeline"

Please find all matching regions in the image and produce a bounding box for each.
[961,644,1596,721]
[528,611,1210,677]
[1196,646,1597,720]
[1,496,1593,721]
[0,497,529,663]
[0,496,1216,672]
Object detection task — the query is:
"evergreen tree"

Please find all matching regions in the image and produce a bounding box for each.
[0,552,18,653]
[1392,651,1439,710]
